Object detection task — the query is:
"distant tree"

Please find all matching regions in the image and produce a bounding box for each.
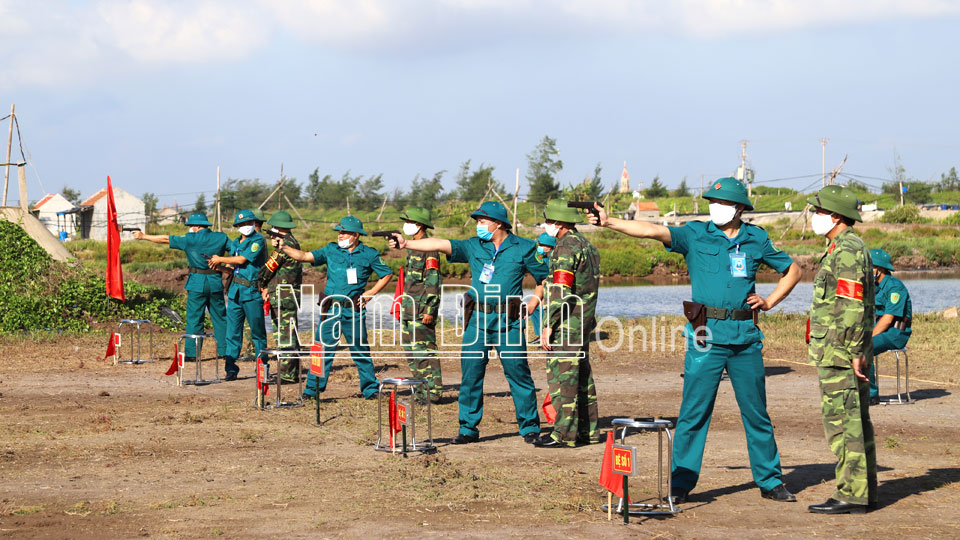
[564,163,605,201]
[62,185,81,205]
[194,193,207,213]
[356,174,385,211]
[672,177,690,197]
[142,192,159,217]
[525,135,563,204]
[454,160,502,201]
[937,166,960,192]
[844,179,871,193]
[644,176,669,198]
[408,170,446,210]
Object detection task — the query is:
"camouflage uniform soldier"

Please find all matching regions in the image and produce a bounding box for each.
[257,211,304,383]
[806,185,878,515]
[533,200,601,448]
[399,207,443,403]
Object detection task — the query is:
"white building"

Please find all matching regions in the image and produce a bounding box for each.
[77,186,146,240]
[31,193,76,240]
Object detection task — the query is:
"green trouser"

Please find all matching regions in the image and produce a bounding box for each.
[184,284,227,358]
[269,296,301,382]
[672,337,783,492]
[224,294,267,376]
[869,330,909,399]
[818,365,878,506]
[458,311,539,438]
[545,343,598,446]
[402,317,442,401]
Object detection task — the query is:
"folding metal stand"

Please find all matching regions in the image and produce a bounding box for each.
[375,378,435,454]
[176,333,219,385]
[879,347,914,405]
[117,319,154,364]
[256,349,306,409]
[601,418,681,516]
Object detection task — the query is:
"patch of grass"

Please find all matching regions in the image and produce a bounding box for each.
[885,436,900,449]
[8,505,44,516]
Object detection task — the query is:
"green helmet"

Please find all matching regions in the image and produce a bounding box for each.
[543,199,583,224]
[233,209,257,226]
[185,212,212,226]
[333,215,367,235]
[870,248,894,272]
[470,201,511,228]
[536,232,557,248]
[806,185,862,222]
[251,208,266,223]
[703,177,753,211]
[401,206,434,229]
[266,210,296,229]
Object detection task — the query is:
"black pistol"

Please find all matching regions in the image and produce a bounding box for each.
[567,201,604,221]
[264,227,289,240]
[372,230,402,247]
[121,227,141,232]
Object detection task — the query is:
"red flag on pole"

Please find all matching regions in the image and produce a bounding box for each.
[599,431,629,502]
[104,332,120,363]
[164,344,181,376]
[542,393,557,424]
[105,176,126,302]
[256,356,269,396]
[391,266,404,321]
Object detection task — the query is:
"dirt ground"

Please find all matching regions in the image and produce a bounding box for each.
[1,328,958,540]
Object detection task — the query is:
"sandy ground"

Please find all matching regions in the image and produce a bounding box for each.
[1,331,958,540]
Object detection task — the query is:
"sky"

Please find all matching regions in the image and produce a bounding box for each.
[2,0,959,208]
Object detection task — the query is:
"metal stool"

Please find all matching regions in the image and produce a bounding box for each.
[256,349,306,409]
[879,347,913,405]
[117,319,154,364]
[375,378,435,454]
[602,418,680,516]
[176,333,219,385]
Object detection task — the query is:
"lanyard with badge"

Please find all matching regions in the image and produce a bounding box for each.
[346,248,359,285]
[479,244,500,284]
[728,238,747,278]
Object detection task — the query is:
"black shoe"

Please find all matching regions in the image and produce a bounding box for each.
[183,356,197,363]
[363,393,378,400]
[452,433,479,445]
[429,396,442,405]
[808,498,867,514]
[301,393,316,401]
[761,484,797,502]
[669,487,688,504]
[869,396,880,406]
[533,435,562,448]
[522,432,540,444]
[223,372,238,381]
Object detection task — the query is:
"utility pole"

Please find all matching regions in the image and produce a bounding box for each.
[2,103,14,206]
[739,140,752,197]
[820,138,828,187]
[512,168,520,230]
[216,166,222,231]
[899,179,905,207]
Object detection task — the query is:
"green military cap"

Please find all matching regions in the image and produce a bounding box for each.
[401,206,434,229]
[251,208,266,223]
[266,210,297,229]
[807,185,862,222]
[470,201,511,228]
[233,209,257,225]
[870,248,895,272]
[703,177,754,211]
[333,215,367,235]
[185,212,212,226]
[543,199,582,224]
[536,232,557,248]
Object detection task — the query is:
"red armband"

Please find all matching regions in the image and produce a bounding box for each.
[836,278,863,301]
[425,257,440,270]
[265,253,280,272]
[553,269,574,287]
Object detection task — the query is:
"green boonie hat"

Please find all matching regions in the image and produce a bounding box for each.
[703,177,754,211]
[401,206,434,229]
[870,248,895,272]
[233,209,257,226]
[536,232,557,248]
[185,212,212,226]
[266,210,296,229]
[333,215,367,235]
[470,201,511,228]
[251,208,266,223]
[806,185,862,222]
[543,199,583,224]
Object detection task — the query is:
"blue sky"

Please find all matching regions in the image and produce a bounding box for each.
[2,1,959,208]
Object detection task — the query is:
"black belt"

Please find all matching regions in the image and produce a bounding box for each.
[234,276,255,288]
[189,268,219,275]
[704,306,754,321]
[475,302,502,313]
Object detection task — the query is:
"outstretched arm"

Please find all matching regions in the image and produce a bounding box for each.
[587,203,671,246]
[132,231,170,244]
[272,237,316,263]
[391,236,452,255]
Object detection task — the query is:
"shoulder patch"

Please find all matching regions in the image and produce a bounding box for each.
[890,292,900,304]
[251,242,260,253]
[836,278,863,302]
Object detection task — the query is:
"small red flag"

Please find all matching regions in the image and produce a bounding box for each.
[599,431,629,502]
[388,390,403,448]
[256,356,269,396]
[542,393,557,424]
[105,176,126,302]
[263,298,272,318]
[164,344,181,376]
[104,332,120,363]
[391,266,404,321]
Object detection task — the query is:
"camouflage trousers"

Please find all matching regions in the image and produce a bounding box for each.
[402,318,442,402]
[545,344,598,446]
[269,298,301,382]
[818,365,878,506]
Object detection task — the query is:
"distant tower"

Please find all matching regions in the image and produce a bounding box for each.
[619,162,630,193]
[735,140,755,197]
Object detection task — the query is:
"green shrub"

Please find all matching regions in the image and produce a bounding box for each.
[880,205,926,224]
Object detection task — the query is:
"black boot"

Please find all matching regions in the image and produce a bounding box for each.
[808,498,867,514]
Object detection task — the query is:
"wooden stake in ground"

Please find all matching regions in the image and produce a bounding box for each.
[216,166,222,232]
[376,195,388,224]
[2,103,13,206]
[17,163,27,212]
[513,168,520,230]
[607,492,612,520]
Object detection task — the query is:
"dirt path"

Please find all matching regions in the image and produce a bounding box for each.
[1,334,958,539]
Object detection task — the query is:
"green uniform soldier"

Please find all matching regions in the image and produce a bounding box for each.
[242,208,268,360]
[532,200,601,448]
[399,206,443,403]
[133,212,229,359]
[806,185,878,514]
[590,177,801,503]
[275,216,393,399]
[257,211,304,384]
[527,232,556,343]
[393,201,549,445]
[209,209,268,381]
[868,248,912,404]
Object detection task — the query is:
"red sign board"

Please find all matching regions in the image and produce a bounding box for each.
[611,445,636,476]
[309,344,324,376]
[396,401,408,426]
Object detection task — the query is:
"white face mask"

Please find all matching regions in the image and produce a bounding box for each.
[338,238,354,249]
[544,223,560,237]
[709,203,738,226]
[811,213,838,236]
[402,223,421,236]
[238,225,255,237]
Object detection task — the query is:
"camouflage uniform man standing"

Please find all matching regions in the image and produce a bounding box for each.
[398,207,444,403]
[257,211,303,384]
[806,185,878,514]
[533,200,601,448]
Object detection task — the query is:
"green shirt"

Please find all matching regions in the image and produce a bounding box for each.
[310,241,392,299]
[168,228,229,293]
[227,232,267,301]
[448,233,549,305]
[876,274,911,336]
[668,220,793,345]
